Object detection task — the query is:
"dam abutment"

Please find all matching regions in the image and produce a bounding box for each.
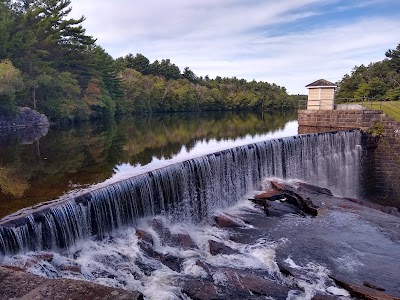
[298,109,400,207]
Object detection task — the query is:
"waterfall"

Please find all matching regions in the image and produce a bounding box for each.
[0,130,362,255]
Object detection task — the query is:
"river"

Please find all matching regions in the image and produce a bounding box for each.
[0,111,297,219]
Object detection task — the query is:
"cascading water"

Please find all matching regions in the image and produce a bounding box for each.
[0,130,362,256]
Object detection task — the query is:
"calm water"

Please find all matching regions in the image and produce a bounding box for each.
[0,111,297,218]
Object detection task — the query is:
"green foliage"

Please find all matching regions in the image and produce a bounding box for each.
[118,68,296,113]
[0,59,24,114]
[367,121,384,137]
[1,0,295,122]
[337,43,400,100]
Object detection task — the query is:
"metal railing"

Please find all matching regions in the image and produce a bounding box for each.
[298,98,400,120]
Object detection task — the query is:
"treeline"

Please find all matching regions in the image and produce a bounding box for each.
[336,43,400,100]
[0,0,298,123]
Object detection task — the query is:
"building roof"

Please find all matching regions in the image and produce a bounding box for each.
[305,79,337,88]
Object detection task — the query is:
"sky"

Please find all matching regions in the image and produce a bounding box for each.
[70,0,400,94]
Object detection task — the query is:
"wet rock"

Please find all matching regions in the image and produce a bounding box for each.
[148,218,172,244]
[297,182,333,196]
[271,180,285,190]
[254,189,285,201]
[182,279,219,300]
[250,198,269,211]
[58,263,81,274]
[219,268,291,299]
[283,192,318,216]
[136,229,159,259]
[208,240,238,256]
[134,259,157,276]
[345,198,400,217]
[264,201,302,217]
[330,275,400,300]
[277,262,305,279]
[136,229,154,245]
[214,214,242,228]
[312,293,341,300]
[171,233,198,250]
[0,266,143,300]
[363,281,386,292]
[160,254,183,272]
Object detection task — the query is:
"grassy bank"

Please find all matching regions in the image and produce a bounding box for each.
[358,101,400,121]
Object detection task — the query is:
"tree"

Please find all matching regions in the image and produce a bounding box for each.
[0,59,24,114]
[386,43,400,73]
[182,67,197,83]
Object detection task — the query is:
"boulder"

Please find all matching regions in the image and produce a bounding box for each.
[171,233,198,250]
[182,279,219,300]
[208,240,238,256]
[330,275,400,300]
[214,214,242,228]
[218,268,291,299]
[0,266,143,300]
[160,254,183,272]
[135,229,154,245]
[254,189,285,200]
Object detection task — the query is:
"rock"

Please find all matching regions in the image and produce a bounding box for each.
[297,182,333,196]
[271,181,285,190]
[249,198,269,211]
[147,218,172,244]
[254,189,285,201]
[264,201,302,217]
[136,229,159,259]
[214,214,242,228]
[182,279,219,300]
[219,268,291,299]
[283,192,318,216]
[277,262,305,279]
[330,275,400,300]
[171,233,198,250]
[363,281,386,292]
[345,198,400,217]
[135,229,154,245]
[208,240,238,256]
[312,293,341,300]
[59,263,82,274]
[160,254,183,272]
[0,266,143,300]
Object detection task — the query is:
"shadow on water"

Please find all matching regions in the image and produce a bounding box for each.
[0,111,297,218]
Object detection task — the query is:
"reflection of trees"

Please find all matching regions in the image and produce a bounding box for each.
[0,111,296,218]
[0,167,30,197]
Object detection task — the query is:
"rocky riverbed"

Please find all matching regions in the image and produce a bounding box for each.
[1,180,400,299]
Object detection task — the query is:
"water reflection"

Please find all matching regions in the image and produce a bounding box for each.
[0,111,297,218]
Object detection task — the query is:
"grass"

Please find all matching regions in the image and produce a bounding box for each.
[358,101,400,121]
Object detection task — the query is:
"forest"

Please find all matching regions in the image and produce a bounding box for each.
[336,43,400,100]
[0,0,299,123]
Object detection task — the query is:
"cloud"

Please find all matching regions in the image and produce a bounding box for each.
[70,0,400,94]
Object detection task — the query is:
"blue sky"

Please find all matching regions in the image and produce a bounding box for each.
[70,0,400,94]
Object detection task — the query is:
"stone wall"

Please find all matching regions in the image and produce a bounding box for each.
[298,109,400,208]
[298,109,383,131]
